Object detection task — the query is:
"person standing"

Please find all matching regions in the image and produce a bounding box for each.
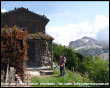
[59,52,66,77]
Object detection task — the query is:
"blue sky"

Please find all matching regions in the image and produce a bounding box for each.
[1,1,109,45]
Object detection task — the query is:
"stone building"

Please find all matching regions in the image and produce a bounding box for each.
[1,7,53,67]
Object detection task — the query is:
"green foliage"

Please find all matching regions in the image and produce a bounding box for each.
[63,48,79,70]
[75,52,85,72]
[52,43,109,83]
[29,32,53,40]
[75,52,85,62]
[80,56,94,73]
[53,43,79,70]
[91,56,109,83]
[53,43,65,62]
[81,56,109,83]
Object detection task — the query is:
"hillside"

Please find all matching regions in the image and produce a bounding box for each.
[69,37,109,60]
[31,68,94,87]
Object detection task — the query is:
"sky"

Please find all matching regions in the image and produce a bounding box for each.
[1,1,109,46]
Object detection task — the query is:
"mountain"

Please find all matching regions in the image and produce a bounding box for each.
[69,37,109,60]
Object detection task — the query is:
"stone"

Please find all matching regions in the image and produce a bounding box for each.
[39,70,53,75]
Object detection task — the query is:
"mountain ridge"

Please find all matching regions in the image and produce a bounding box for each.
[69,36,109,60]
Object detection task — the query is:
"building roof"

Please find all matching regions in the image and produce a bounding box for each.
[1,7,49,21]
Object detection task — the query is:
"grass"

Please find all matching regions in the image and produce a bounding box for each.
[1,79,4,83]
[31,68,95,87]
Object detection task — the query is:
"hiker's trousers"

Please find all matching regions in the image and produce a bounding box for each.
[60,66,65,76]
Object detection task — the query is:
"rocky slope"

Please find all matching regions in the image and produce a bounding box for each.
[69,37,109,60]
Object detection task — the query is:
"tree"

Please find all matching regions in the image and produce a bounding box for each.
[53,44,79,70]
[91,56,109,83]
[80,56,109,83]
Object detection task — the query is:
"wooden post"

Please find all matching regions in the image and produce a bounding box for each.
[10,67,15,83]
[5,59,9,83]
[85,72,89,78]
[51,41,53,69]
[71,67,74,75]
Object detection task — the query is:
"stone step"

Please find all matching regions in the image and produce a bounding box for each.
[39,70,53,75]
[25,71,40,76]
[26,66,51,71]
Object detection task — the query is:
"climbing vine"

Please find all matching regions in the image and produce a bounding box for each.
[1,25,28,81]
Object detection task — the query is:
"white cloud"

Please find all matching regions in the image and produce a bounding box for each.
[96,26,109,43]
[1,9,8,13]
[46,14,109,46]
